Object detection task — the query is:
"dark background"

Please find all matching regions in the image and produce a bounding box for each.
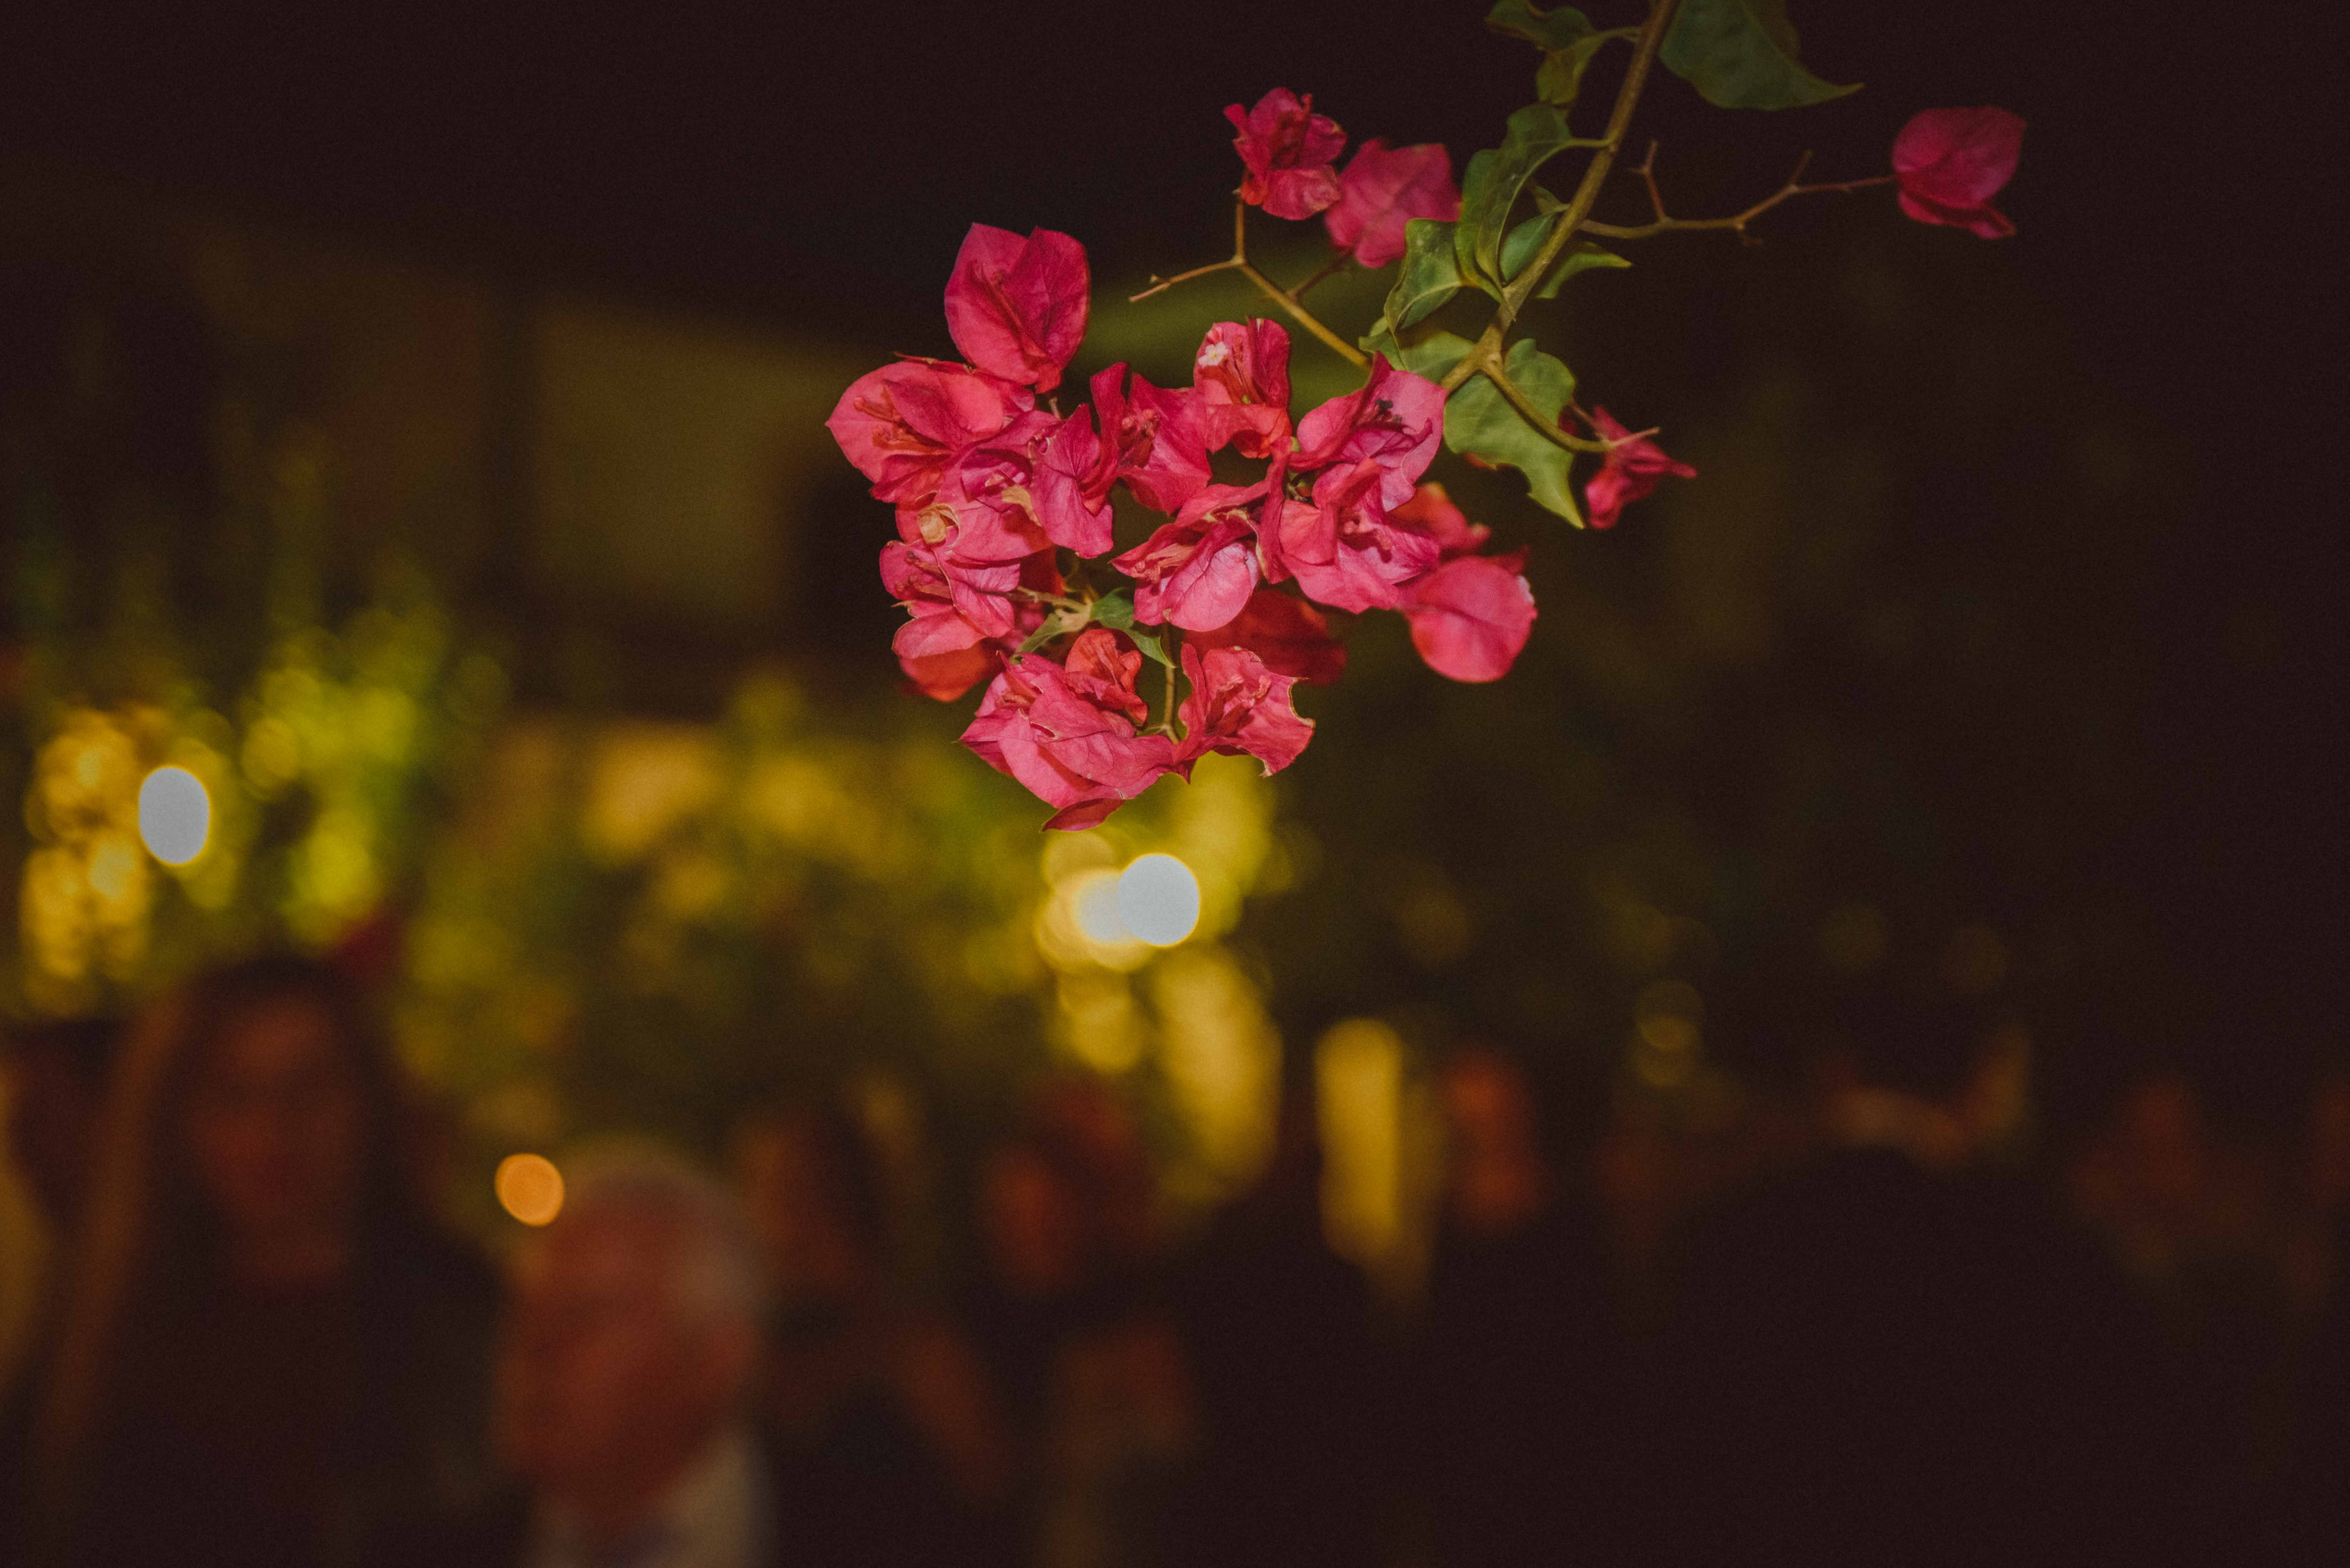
[2,0,2331,1095]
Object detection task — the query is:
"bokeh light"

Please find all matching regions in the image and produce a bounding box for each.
[494,1152,565,1225]
[1117,853,1201,946]
[1072,869,1136,947]
[136,766,211,866]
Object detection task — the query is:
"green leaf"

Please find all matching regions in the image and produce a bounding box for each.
[1485,0,1595,49]
[1443,337,1585,523]
[1485,0,1611,105]
[1016,606,1087,655]
[1087,592,1178,668]
[1361,318,1476,384]
[1454,103,1582,290]
[1661,0,1859,110]
[1534,37,1611,106]
[1126,625,1175,670]
[1499,216,1629,298]
[1383,220,1466,332]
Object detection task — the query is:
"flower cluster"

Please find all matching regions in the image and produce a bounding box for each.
[1227,87,1461,265]
[827,49,2025,830]
[829,221,1533,829]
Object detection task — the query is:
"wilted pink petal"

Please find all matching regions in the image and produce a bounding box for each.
[1186,588,1346,685]
[1294,355,1446,508]
[944,225,1092,392]
[1193,320,1294,459]
[827,358,1034,505]
[1388,482,1489,560]
[1400,552,1536,682]
[963,632,1176,827]
[1112,484,1265,632]
[1092,364,1212,515]
[1892,107,2023,240]
[1225,88,1347,220]
[1176,644,1315,777]
[1580,407,1695,530]
[1324,139,1460,268]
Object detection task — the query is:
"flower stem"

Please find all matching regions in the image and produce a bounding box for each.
[1441,0,1681,395]
[1134,202,1368,369]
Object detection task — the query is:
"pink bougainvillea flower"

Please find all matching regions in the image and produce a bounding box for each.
[881,529,1024,641]
[826,358,1034,506]
[1186,587,1346,686]
[1387,482,1489,560]
[1323,139,1460,268]
[1091,364,1212,515]
[1891,107,2024,240]
[1225,88,1347,220]
[1175,644,1315,777]
[1579,406,1696,530]
[916,434,1056,564]
[943,224,1091,392]
[1193,320,1294,459]
[1112,483,1266,632]
[962,631,1177,830]
[1032,407,1115,557]
[1273,458,1443,614]
[879,542,1056,697]
[1400,551,1536,683]
[1293,355,1447,509]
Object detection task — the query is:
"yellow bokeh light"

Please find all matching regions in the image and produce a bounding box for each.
[1316,1018,1406,1268]
[495,1152,565,1226]
[1073,870,1135,946]
[137,766,212,866]
[1117,854,1200,947]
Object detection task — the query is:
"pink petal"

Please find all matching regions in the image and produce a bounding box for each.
[1892,108,2023,233]
[1186,588,1347,686]
[944,225,1091,392]
[1401,553,1536,682]
[1324,139,1460,268]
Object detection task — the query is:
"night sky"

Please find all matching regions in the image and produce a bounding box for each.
[4,2,2329,1054]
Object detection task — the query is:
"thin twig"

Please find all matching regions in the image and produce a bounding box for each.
[1131,202,1368,368]
[1441,0,1682,394]
[1580,141,1896,242]
[1286,251,1350,302]
[1474,345,1613,454]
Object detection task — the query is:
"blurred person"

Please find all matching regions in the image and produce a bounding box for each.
[732,1100,1009,1559]
[1657,985,2181,1566]
[27,954,499,1568]
[1168,1086,1380,1568]
[1415,1046,1621,1568]
[2278,1067,2350,1564]
[967,1108,1191,1568]
[487,1151,771,1566]
[4,1017,123,1235]
[1,1017,124,1556]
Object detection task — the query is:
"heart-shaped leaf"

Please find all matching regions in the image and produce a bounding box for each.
[1443,337,1584,523]
[1661,0,1859,110]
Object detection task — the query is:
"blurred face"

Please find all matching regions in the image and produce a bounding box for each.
[180,996,363,1253]
[497,1207,747,1512]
